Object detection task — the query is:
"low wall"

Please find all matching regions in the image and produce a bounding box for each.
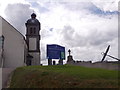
[67,61,119,70]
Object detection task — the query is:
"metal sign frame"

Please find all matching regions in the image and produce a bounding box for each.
[101,45,120,61]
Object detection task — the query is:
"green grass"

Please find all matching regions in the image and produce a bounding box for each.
[10,64,119,88]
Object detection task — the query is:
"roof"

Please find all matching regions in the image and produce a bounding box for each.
[26,18,40,25]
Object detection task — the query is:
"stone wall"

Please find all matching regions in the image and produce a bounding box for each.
[67,61,119,70]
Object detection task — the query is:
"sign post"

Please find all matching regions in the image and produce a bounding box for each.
[47,44,65,65]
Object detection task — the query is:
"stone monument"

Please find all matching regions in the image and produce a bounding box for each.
[67,49,74,64]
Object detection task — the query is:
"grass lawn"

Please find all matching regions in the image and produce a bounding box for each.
[10,64,119,88]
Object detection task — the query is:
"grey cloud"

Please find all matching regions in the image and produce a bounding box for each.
[88,29,117,46]
[60,25,88,47]
[60,25,117,49]
[60,25,87,47]
[59,21,117,61]
[60,25,75,47]
[62,25,75,40]
[4,3,33,35]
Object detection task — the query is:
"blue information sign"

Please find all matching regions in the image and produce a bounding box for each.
[47,44,65,60]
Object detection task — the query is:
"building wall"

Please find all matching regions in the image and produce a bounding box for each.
[0,17,2,67]
[0,17,2,89]
[0,17,2,36]
[29,52,40,65]
[1,16,27,68]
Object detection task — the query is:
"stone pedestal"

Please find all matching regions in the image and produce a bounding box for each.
[67,55,74,62]
[48,59,52,65]
[58,59,63,65]
[53,61,56,65]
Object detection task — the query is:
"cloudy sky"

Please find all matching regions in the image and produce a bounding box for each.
[0,0,119,65]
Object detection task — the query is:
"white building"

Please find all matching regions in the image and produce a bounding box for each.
[0,16,27,68]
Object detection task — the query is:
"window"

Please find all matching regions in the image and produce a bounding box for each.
[0,35,5,49]
[33,28,36,34]
[30,27,36,34]
[30,28,32,34]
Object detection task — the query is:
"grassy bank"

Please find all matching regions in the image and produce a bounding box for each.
[10,65,119,88]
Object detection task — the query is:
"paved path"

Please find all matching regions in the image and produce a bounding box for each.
[0,68,2,90]
[2,68,15,88]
